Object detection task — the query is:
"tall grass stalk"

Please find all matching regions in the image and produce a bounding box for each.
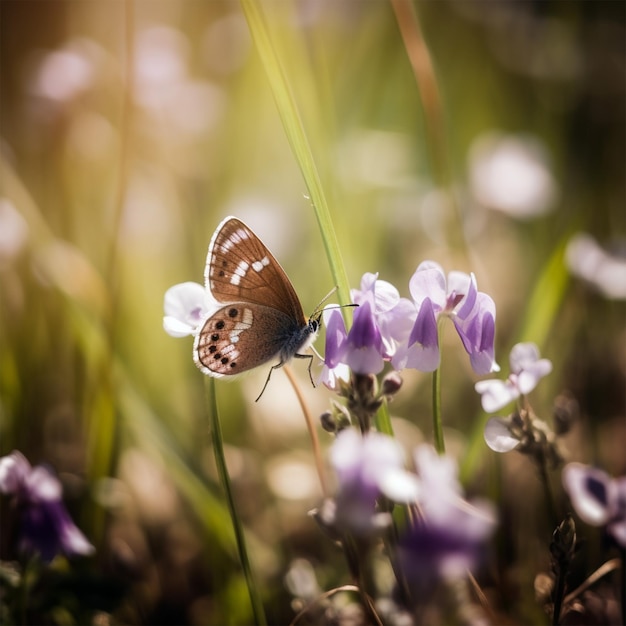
[205,378,267,626]
[240,0,351,310]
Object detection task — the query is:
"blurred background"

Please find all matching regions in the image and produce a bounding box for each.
[1,1,624,624]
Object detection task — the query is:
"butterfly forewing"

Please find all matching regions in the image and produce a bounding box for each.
[206,217,305,324]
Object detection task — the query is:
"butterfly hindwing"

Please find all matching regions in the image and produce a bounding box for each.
[205,217,305,324]
[194,303,302,377]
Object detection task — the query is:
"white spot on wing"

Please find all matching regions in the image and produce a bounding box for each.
[252,256,270,272]
[234,260,249,277]
[229,308,253,344]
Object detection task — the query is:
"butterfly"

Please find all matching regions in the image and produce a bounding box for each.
[193,216,325,401]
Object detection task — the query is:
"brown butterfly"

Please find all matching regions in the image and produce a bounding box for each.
[193,216,323,400]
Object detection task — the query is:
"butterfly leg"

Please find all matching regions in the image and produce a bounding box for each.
[255,354,315,402]
[294,353,316,388]
[256,361,286,402]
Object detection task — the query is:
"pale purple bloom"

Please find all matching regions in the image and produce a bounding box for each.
[475,342,552,413]
[318,308,351,390]
[350,272,414,353]
[392,261,499,375]
[391,445,496,592]
[562,463,626,547]
[163,281,215,337]
[324,429,408,534]
[0,451,95,561]
[320,274,405,384]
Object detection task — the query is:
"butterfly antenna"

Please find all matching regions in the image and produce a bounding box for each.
[311,286,358,319]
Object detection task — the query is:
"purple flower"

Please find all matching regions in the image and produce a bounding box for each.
[391,262,499,375]
[0,451,95,561]
[476,342,552,413]
[562,463,626,547]
[322,428,408,534]
[163,281,216,337]
[320,273,411,386]
[394,445,497,593]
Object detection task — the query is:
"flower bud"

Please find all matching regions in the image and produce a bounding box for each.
[381,371,403,397]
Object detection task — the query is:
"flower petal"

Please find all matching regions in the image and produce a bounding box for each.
[408,261,447,310]
[562,463,612,526]
[0,451,31,494]
[163,282,212,337]
[516,359,553,394]
[323,308,348,368]
[484,417,520,452]
[475,379,519,412]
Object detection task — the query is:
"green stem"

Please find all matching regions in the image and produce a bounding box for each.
[374,399,394,437]
[537,451,559,529]
[432,365,445,454]
[205,379,267,626]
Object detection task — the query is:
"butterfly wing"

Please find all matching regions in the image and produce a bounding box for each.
[194,303,301,376]
[205,217,306,324]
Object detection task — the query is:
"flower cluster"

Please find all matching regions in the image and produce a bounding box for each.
[476,342,552,413]
[320,263,499,389]
[478,342,559,457]
[0,451,94,562]
[316,429,496,597]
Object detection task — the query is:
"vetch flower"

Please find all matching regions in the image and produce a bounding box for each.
[317,428,409,535]
[319,273,410,386]
[562,463,626,547]
[163,281,216,337]
[392,261,499,375]
[393,445,497,594]
[0,451,95,561]
[475,342,552,413]
[350,272,415,354]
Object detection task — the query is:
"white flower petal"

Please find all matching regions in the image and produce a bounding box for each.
[378,468,421,503]
[509,342,540,372]
[447,271,471,300]
[484,418,520,452]
[163,315,196,338]
[475,379,519,413]
[372,279,400,313]
[27,466,63,502]
[408,261,447,309]
[163,281,214,337]
[516,359,552,394]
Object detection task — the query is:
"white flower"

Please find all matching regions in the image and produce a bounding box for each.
[475,342,552,413]
[163,281,216,337]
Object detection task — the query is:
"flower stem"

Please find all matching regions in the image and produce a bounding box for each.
[205,379,267,626]
[432,366,445,454]
[283,365,329,496]
[374,399,394,437]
